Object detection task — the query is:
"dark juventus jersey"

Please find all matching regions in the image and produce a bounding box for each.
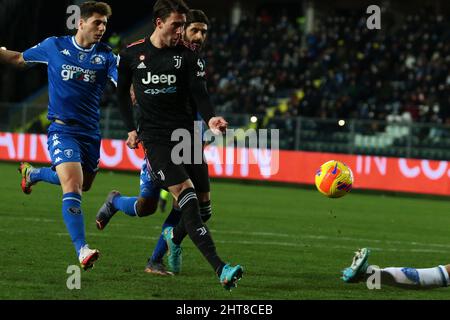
[117,37,215,145]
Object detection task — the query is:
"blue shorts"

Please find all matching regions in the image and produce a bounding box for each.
[140,160,161,199]
[47,123,101,173]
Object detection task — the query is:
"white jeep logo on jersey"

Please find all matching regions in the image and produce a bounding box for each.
[142,72,177,85]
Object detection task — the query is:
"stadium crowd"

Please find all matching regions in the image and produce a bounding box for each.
[203,10,450,125]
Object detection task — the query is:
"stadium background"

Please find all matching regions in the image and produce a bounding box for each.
[0,0,449,300]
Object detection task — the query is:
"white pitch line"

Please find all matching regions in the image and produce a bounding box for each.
[51,232,450,254]
[3,214,450,252]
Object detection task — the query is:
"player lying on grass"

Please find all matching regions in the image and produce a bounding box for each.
[342,248,450,289]
[1,2,117,270]
[96,9,213,277]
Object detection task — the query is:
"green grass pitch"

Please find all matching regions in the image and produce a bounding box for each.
[0,162,449,300]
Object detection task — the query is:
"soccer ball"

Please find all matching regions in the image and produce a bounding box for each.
[315,160,354,198]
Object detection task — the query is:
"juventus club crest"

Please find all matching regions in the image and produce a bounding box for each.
[174,56,182,69]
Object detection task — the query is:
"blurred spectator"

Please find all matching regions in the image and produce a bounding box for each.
[201,9,450,127]
[107,32,123,55]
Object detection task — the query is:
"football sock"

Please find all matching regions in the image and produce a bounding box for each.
[30,167,60,185]
[112,196,138,217]
[151,207,182,262]
[169,200,212,244]
[199,200,212,223]
[62,193,86,256]
[173,188,225,274]
[377,266,449,288]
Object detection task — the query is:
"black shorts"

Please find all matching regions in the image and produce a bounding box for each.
[142,142,210,193]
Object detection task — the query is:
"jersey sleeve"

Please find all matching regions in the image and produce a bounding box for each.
[117,49,136,132]
[185,50,215,124]
[108,52,118,87]
[22,37,55,64]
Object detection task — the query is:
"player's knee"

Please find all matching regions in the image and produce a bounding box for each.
[60,179,83,194]
[169,180,195,200]
[136,198,158,217]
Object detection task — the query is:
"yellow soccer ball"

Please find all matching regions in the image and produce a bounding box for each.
[315,160,354,198]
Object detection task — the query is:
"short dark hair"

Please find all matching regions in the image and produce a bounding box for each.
[152,0,189,25]
[186,9,210,28]
[80,1,112,20]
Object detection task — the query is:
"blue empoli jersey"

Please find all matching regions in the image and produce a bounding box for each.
[23,36,118,132]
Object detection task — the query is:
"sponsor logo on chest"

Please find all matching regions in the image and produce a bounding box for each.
[142,72,177,85]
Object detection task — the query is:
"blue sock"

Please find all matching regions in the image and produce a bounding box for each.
[62,193,86,256]
[30,167,60,185]
[151,207,182,262]
[113,196,138,217]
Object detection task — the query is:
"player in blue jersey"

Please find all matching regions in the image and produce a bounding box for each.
[95,9,212,276]
[342,248,450,289]
[0,2,117,270]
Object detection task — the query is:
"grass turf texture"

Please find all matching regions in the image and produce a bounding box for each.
[0,162,449,300]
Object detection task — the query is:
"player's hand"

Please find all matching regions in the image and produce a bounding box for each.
[126,130,140,149]
[208,116,228,135]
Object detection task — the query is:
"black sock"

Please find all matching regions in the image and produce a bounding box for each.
[172,200,212,243]
[173,188,224,273]
[200,200,212,223]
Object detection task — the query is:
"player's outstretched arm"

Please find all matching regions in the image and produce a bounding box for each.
[0,47,26,68]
